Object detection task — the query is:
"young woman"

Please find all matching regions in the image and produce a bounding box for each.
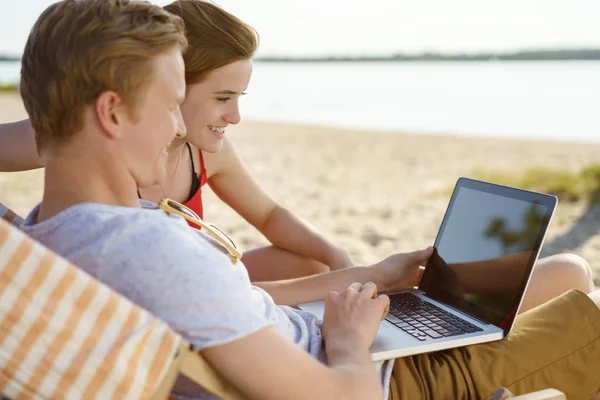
[0,0,594,309]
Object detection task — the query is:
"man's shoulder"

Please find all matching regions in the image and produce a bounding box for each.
[23,201,173,230]
[22,202,193,255]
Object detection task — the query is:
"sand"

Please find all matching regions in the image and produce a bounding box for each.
[1,92,600,285]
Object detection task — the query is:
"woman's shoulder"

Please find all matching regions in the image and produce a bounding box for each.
[195,137,241,178]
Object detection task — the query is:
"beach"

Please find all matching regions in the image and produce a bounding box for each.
[1,92,600,285]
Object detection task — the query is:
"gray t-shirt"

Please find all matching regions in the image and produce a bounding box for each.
[22,201,392,399]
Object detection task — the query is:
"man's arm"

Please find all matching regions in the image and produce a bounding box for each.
[253,248,432,305]
[203,327,381,400]
[0,119,43,171]
[93,214,392,399]
[254,266,378,305]
[203,283,388,400]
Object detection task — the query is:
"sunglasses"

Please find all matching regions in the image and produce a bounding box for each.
[159,198,242,262]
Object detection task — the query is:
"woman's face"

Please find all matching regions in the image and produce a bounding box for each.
[179,58,253,153]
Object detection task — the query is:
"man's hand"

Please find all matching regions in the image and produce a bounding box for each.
[322,282,390,349]
[374,247,434,292]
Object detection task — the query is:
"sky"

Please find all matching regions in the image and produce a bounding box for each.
[1,0,599,57]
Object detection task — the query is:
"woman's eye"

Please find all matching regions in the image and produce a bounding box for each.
[217,97,231,103]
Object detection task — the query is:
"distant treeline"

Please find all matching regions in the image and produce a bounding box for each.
[3,49,600,63]
[0,55,20,62]
[256,49,600,62]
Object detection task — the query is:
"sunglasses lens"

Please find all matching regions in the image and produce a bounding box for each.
[167,200,198,219]
[161,198,240,260]
[210,224,237,249]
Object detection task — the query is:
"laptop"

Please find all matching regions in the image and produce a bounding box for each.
[299,177,557,362]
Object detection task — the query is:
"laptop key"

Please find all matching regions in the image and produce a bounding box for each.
[423,329,442,339]
[385,314,402,324]
[442,330,464,337]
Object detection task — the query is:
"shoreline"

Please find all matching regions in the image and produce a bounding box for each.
[242,117,600,146]
[1,93,600,285]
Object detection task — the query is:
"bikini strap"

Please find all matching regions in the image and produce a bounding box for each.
[186,142,197,175]
[185,142,201,201]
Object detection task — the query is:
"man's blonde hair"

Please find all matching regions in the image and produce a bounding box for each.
[20,0,188,152]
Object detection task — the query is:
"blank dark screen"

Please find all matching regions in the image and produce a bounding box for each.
[420,186,549,330]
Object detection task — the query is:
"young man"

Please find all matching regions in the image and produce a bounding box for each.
[18,1,600,399]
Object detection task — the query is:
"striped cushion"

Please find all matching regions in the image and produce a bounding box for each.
[0,219,181,400]
[0,204,24,227]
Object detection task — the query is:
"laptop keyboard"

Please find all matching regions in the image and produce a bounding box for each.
[385,293,483,341]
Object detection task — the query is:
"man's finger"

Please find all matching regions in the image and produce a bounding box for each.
[326,290,339,301]
[348,282,363,292]
[377,294,390,320]
[360,281,378,298]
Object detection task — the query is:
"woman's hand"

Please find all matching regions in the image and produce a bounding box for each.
[373,247,434,292]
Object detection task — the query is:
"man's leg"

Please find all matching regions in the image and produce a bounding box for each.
[389,289,600,400]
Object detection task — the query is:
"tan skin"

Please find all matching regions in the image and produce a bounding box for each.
[0,59,594,307]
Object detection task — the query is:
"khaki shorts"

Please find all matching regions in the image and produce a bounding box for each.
[389,290,600,399]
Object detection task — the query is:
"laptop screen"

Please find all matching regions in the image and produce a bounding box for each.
[418,178,556,333]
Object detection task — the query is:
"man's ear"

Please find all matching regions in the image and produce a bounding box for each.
[94,90,127,139]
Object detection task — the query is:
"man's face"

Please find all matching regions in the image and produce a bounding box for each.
[121,48,187,189]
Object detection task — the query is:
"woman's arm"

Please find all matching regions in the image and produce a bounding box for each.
[254,248,431,305]
[205,137,352,270]
[0,119,43,171]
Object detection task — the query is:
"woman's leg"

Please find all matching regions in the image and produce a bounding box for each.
[242,245,330,282]
[520,253,594,313]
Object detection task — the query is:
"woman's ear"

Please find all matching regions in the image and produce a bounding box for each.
[94,90,126,139]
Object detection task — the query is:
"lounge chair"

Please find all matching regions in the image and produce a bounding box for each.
[0,212,243,400]
[0,203,23,227]
[0,202,565,399]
